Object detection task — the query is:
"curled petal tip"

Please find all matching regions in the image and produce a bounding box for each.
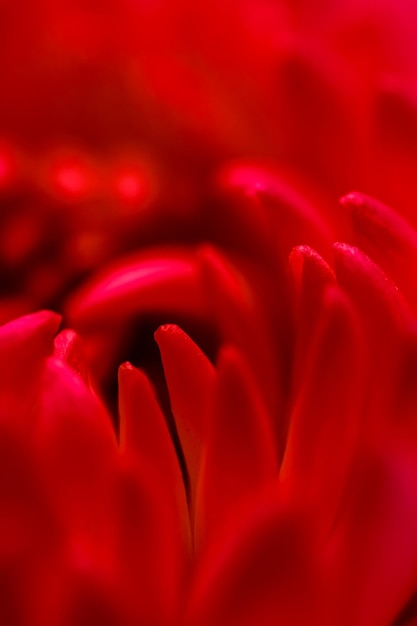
[154,323,180,340]
[289,244,329,269]
[53,329,89,383]
[0,309,62,351]
[118,361,135,373]
[333,241,359,258]
[289,245,335,290]
[118,361,138,383]
[339,192,364,208]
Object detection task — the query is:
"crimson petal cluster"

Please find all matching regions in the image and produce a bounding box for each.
[2,1,417,625]
[2,174,417,625]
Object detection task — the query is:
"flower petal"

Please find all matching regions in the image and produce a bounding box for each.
[111,457,188,625]
[36,357,117,542]
[155,324,216,519]
[195,346,278,546]
[219,162,333,259]
[289,245,336,387]
[118,361,191,548]
[281,285,364,539]
[0,310,61,425]
[53,329,89,385]
[327,445,417,626]
[187,494,321,626]
[333,242,413,334]
[198,244,283,419]
[341,191,417,310]
[333,243,415,430]
[66,247,206,326]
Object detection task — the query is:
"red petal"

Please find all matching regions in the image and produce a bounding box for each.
[341,191,417,310]
[0,427,60,626]
[0,429,56,554]
[289,245,336,387]
[198,245,283,420]
[155,324,216,518]
[41,554,133,626]
[187,493,322,626]
[215,162,282,262]
[118,362,190,548]
[111,457,187,625]
[195,346,278,546]
[218,162,333,259]
[333,242,413,333]
[53,329,89,385]
[327,445,417,626]
[66,247,206,327]
[281,286,364,539]
[37,357,117,542]
[0,310,61,426]
[333,243,415,431]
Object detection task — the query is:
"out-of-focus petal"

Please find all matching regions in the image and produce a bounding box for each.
[36,357,117,544]
[333,243,417,430]
[341,191,417,310]
[35,555,134,626]
[195,346,278,546]
[0,310,61,424]
[186,494,322,626]
[66,247,206,326]
[289,245,336,387]
[198,245,283,420]
[110,457,187,626]
[333,242,413,332]
[219,162,334,259]
[281,285,364,539]
[0,427,59,626]
[327,445,417,626]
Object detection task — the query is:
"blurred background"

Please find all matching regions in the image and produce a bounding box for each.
[1,0,417,321]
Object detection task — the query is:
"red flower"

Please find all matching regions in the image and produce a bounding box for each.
[2,1,417,625]
[3,188,417,625]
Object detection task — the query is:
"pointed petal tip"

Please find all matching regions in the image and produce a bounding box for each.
[0,309,62,354]
[118,361,137,388]
[332,242,376,278]
[289,245,335,291]
[332,241,398,276]
[333,241,356,256]
[2,308,62,332]
[154,323,180,342]
[118,362,151,393]
[34,309,62,325]
[289,245,326,271]
[289,244,318,257]
[118,361,135,375]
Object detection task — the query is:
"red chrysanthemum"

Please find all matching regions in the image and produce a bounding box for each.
[2,2,417,625]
